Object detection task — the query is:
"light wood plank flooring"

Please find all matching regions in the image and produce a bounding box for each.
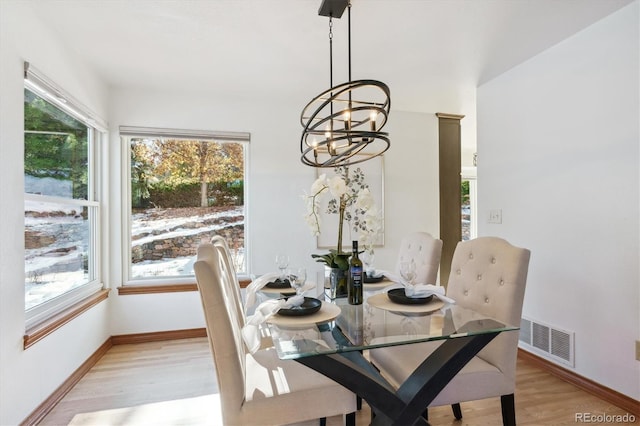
[39,337,636,425]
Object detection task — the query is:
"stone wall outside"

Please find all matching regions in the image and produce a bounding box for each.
[131,225,244,262]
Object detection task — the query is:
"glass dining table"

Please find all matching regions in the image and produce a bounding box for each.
[267,290,518,426]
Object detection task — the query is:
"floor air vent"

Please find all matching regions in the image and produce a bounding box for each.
[519,317,574,367]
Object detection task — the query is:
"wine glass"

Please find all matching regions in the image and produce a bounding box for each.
[361,247,375,276]
[275,254,289,280]
[399,259,417,284]
[287,267,307,296]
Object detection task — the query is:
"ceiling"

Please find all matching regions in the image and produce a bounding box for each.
[29,0,632,113]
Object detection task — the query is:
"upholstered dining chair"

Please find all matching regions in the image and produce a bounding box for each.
[395,232,443,284]
[194,244,357,426]
[370,236,531,425]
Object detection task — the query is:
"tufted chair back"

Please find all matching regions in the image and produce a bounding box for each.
[446,237,531,384]
[395,232,443,284]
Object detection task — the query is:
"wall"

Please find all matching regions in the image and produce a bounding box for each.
[477,2,639,399]
[0,2,111,425]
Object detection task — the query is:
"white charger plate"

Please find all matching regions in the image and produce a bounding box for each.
[267,302,341,327]
[367,292,445,314]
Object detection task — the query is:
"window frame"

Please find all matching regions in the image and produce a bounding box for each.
[23,63,106,329]
[120,126,250,287]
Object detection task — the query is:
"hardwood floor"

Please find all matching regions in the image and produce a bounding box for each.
[39,337,636,425]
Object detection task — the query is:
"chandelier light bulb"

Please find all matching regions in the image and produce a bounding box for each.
[344,111,351,130]
[370,112,377,131]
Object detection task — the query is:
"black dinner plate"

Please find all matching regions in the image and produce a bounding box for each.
[364,274,384,283]
[387,288,434,305]
[277,297,322,316]
[266,278,291,289]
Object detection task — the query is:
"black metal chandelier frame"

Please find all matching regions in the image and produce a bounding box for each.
[300,0,391,168]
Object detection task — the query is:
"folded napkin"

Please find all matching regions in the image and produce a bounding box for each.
[241,295,305,353]
[245,272,282,314]
[384,274,456,304]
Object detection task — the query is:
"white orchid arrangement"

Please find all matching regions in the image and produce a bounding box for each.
[303,166,382,269]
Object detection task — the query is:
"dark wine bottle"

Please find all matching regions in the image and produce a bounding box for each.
[348,240,363,305]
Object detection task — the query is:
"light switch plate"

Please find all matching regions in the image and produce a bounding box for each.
[488,209,502,224]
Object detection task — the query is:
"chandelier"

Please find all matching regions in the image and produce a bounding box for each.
[300,0,391,168]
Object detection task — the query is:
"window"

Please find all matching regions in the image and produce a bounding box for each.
[461,167,477,241]
[121,127,249,284]
[24,64,105,326]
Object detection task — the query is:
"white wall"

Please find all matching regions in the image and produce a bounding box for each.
[0,2,111,425]
[477,2,639,399]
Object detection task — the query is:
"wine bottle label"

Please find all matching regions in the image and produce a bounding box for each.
[351,266,363,287]
[351,266,362,283]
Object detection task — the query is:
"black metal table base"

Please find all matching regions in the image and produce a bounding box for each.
[295,332,499,426]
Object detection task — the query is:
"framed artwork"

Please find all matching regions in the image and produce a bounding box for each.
[316,154,385,250]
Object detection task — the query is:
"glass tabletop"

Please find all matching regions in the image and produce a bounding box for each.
[268,295,518,360]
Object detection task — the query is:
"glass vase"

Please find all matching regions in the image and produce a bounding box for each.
[329,267,348,299]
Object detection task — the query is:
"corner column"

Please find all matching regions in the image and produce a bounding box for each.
[436,113,464,287]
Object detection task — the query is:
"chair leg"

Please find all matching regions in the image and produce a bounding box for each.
[423,408,429,420]
[357,396,362,410]
[345,411,356,426]
[451,403,463,420]
[501,394,516,426]
[319,417,326,426]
